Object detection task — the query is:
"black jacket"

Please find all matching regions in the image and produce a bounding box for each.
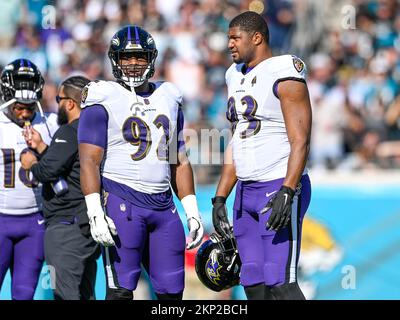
[31,118,87,225]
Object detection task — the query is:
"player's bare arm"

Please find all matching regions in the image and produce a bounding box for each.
[79,143,104,196]
[171,151,204,250]
[170,151,195,199]
[261,79,312,231]
[79,142,117,246]
[212,143,237,238]
[278,80,312,190]
[215,143,237,198]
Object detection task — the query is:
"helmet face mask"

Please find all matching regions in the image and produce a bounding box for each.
[195,233,241,292]
[108,26,158,88]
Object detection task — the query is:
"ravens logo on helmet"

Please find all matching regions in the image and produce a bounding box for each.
[195,232,241,292]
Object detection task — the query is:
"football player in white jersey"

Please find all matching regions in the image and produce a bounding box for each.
[212,11,312,300]
[0,59,58,299]
[78,26,204,300]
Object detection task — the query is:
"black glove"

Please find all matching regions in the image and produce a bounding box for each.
[212,196,231,238]
[260,186,295,231]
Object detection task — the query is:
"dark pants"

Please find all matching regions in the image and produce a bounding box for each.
[44,221,100,300]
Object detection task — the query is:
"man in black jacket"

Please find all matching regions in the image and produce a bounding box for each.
[20,76,100,300]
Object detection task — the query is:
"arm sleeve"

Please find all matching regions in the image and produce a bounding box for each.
[30,126,77,182]
[77,104,108,149]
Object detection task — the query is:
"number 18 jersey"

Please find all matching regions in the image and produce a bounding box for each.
[0,112,58,214]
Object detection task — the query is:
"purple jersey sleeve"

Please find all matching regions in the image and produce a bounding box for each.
[177,107,186,153]
[78,104,108,149]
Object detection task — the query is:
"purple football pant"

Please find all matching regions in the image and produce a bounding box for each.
[233,174,311,287]
[0,212,45,300]
[103,192,185,294]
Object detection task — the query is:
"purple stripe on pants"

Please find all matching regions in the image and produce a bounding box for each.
[0,212,45,300]
[233,175,311,287]
[103,192,185,294]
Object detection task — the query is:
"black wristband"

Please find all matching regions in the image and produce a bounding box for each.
[281,185,295,197]
[212,196,226,205]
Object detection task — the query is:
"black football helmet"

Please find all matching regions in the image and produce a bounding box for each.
[195,232,241,292]
[0,59,44,105]
[108,25,158,88]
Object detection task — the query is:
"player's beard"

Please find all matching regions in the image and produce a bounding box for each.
[234,48,253,65]
[57,106,68,125]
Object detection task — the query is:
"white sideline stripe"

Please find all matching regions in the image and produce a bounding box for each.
[289,195,299,283]
[105,247,117,289]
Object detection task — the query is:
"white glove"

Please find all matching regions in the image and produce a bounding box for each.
[85,193,117,246]
[181,194,204,250]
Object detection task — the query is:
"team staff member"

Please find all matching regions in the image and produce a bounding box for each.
[21,76,100,300]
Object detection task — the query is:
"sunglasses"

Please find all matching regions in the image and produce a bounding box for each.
[56,95,75,104]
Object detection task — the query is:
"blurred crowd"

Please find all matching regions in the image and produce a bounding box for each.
[1,0,400,181]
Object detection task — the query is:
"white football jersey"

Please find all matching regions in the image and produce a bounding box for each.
[82,80,183,194]
[226,54,308,182]
[0,111,58,215]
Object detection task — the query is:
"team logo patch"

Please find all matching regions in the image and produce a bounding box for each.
[130,102,145,116]
[81,86,88,103]
[292,56,304,73]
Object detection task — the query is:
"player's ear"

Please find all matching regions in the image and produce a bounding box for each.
[253,32,263,46]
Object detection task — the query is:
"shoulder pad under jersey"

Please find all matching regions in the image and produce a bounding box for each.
[81,80,111,108]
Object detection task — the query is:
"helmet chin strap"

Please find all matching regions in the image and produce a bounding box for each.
[128,77,143,89]
[129,79,138,103]
[36,100,44,118]
[36,100,53,139]
[128,79,143,112]
[0,98,17,112]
